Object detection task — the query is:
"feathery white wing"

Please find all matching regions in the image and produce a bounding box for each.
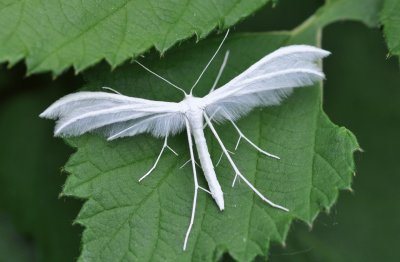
[203,45,330,122]
[40,91,185,140]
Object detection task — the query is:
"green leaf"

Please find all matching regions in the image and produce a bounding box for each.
[381,0,400,61]
[58,0,385,261]
[0,0,269,75]
[62,31,359,261]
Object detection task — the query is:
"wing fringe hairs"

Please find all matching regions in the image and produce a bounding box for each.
[40,41,330,250]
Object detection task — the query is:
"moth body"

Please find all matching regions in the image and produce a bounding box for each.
[182,95,225,210]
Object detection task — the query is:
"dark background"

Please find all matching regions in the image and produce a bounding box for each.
[0,0,399,261]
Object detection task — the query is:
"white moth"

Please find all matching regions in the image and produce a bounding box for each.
[40,30,330,250]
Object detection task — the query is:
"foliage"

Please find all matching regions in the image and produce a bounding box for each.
[0,0,399,261]
[381,0,400,61]
[0,0,268,75]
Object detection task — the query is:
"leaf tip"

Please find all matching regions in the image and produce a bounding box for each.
[24,69,32,78]
[51,71,62,81]
[193,31,201,43]
[72,219,81,226]
[324,205,332,215]
[58,192,65,199]
[159,50,166,58]
[74,68,82,76]
[110,62,119,72]
[6,60,18,70]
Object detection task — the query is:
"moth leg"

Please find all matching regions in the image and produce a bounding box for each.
[215,150,235,167]
[138,136,178,182]
[229,119,280,160]
[198,186,212,195]
[215,152,224,167]
[179,159,200,169]
[183,119,200,251]
[204,113,289,212]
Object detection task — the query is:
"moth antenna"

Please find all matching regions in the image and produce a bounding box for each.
[209,50,230,93]
[183,118,200,251]
[190,29,230,95]
[102,87,122,95]
[135,61,187,95]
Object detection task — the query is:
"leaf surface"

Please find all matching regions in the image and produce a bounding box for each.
[0,0,268,75]
[59,0,386,261]
[381,0,400,61]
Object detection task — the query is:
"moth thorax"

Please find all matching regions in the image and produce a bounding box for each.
[187,109,204,130]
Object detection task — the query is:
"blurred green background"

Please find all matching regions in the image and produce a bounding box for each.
[0,0,399,261]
